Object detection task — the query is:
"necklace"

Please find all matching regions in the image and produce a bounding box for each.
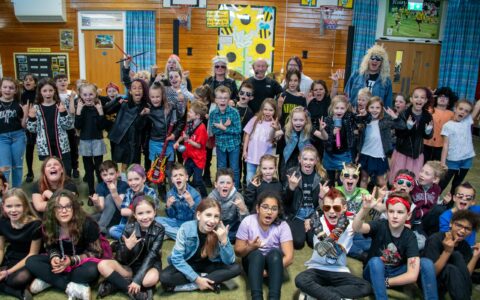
[0,99,14,109]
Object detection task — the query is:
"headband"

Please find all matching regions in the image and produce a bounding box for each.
[106,82,120,92]
[385,196,411,212]
[394,174,414,183]
[169,54,180,62]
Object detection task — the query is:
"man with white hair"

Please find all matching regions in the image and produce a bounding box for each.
[246,58,283,114]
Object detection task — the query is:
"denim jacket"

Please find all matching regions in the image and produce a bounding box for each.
[167,220,236,282]
[165,184,201,222]
[283,131,310,164]
[344,71,393,108]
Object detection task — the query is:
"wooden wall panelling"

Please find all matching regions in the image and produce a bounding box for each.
[0,0,352,92]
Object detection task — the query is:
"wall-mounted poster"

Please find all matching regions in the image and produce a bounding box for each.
[95,34,114,49]
[13,53,69,81]
[300,0,317,6]
[384,0,442,39]
[217,5,276,78]
[59,29,74,51]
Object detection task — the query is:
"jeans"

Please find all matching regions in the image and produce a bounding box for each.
[96,194,120,235]
[160,261,241,287]
[216,147,240,189]
[0,129,26,187]
[348,233,372,259]
[184,158,207,197]
[242,249,284,300]
[364,257,438,300]
[245,162,258,184]
[109,224,125,240]
[155,216,184,240]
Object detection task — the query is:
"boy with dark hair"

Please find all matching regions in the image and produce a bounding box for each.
[295,188,372,299]
[353,191,438,300]
[424,210,480,299]
[90,160,128,235]
[235,81,254,189]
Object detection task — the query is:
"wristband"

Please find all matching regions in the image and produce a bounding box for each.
[385,277,390,288]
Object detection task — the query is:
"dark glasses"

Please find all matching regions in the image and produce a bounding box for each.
[395,179,412,187]
[453,221,472,232]
[239,90,252,97]
[370,55,383,62]
[322,205,342,213]
[342,173,359,179]
[455,193,474,201]
[215,65,227,69]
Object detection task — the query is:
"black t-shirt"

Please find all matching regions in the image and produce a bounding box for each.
[31,178,79,195]
[0,100,24,134]
[0,218,42,264]
[301,171,315,207]
[246,77,283,114]
[423,232,472,267]
[280,92,307,127]
[188,229,209,264]
[40,104,57,143]
[236,105,254,129]
[21,90,36,105]
[308,96,331,126]
[366,219,419,266]
[46,217,99,256]
[366,73,380,91]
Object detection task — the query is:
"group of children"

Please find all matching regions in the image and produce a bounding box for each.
[0,53,479,300]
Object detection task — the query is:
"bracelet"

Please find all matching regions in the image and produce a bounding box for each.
[385,277,390,288]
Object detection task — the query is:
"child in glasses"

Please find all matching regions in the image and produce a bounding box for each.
[236,81,254,188]
[296,188,372,300]
[423,210,480,300]
[439,182,480,246]
[235,192,293,300]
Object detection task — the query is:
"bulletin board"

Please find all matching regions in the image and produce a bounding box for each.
[13,52,69,81]
[216,5,276,78]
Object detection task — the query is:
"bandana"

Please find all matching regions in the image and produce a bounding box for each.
[394,174,414,183]
[106,82,120,93]
[385,196,411,212]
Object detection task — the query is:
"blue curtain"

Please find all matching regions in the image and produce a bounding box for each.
[351,0,378,72]
[438,0,480,100]
[126,11,156,72]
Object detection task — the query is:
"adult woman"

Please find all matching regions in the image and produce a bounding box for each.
[156,54,192,91]
[282,56,313,95]
[203,56,238,101]
[344,44,393,108]
[160,198,241,293]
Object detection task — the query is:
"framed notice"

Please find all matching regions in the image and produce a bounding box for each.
[13,53,69,81]
[59,29,74,51]
[206,10,230,28]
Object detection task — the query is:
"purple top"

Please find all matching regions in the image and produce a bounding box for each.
[236,214,292,255]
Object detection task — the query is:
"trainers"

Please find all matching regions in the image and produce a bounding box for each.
[129,289,152,300]
[22,289,33,300]
[298,292,315,300]
[72,169,80,179]
[66,282,91,300]
[25,173,34,183]
[97,281,117,298]
[173,282,199,292]
[30,278,51,294]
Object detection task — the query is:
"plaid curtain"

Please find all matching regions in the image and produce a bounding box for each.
[351,0,379,72]
[438,0,480,101]
[126,11,156,72]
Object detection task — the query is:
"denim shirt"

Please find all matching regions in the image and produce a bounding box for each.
[167,220,236,282]
[283,131,310,164]
[344,71,393,108]
[165,184,201,222]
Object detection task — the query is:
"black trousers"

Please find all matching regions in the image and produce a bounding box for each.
[423,145,442,162]
[26,255,99,290]
[295,268,372,300]
[83,155,103,195]
[67,129,79,173]
[287,217,314,250]
[438,251,472,300]
[160,260,241,287]
[0,265,34,298]
[440,168,469,195]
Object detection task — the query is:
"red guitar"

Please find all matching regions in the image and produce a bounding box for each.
[147,123,174,184]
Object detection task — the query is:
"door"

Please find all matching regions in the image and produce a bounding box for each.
[83,30,124,95]
[383,41,441,97]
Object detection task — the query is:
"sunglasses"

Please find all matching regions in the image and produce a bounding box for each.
[322,205,342,213]
[342,173,359,180]
[455,193,474,201]
[395,179,413,187]
[215,65,227,69]
[370,55,383,62]
[239,90,252,97]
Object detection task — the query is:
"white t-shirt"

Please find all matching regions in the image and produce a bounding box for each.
[441,115,475,161]
[361,120,385,158]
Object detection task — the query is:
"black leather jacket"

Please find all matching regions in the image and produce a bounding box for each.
[146,105,185,141]
[116,222,165,285]
[106,99,146,144]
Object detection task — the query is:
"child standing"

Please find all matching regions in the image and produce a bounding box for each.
[277,69,307,127]
[100,82,123,157]
[394,93,408,114]
[243,98,280,183]
[21,74,38,183]
[174,101,208,197]
[27,78,73,175]
[356,87,372,115]
[244,154,283,212]
[109,164,158,240]
[236,81,254,187]
[423,87,456,162]
[321,95,357,185]
[0,77,28,187]
[74,83,107,196]
[97,195,165,300]
[389,87,433,184]
[155,164,201,240]
[209,86,242,189]
[235,192,294,300]
[440,100,475,194]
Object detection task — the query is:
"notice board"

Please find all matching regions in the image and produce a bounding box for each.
[14,52,69,81]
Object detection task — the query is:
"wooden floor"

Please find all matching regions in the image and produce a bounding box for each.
[7,136,480,300]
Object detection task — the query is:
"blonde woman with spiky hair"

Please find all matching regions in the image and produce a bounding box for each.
[344,44,393,108]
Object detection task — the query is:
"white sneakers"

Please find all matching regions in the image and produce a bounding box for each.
[29,279,52,294]
[65,282,91,300]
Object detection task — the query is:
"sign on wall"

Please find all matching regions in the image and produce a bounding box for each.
[216,5,276,78]
[206,10,230,28]
[14,52,69,81]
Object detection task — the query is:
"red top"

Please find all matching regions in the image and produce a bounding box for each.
[183,123,208,169]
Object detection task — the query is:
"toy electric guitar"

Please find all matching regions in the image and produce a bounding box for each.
[147,123,174,184]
